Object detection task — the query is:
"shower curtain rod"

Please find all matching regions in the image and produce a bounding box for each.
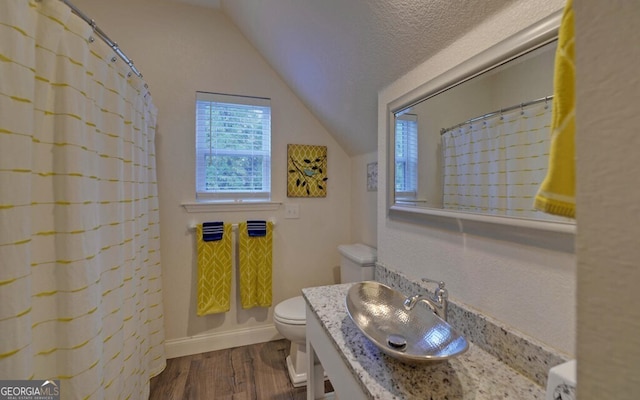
[440,95,553,135]
[57,0,144,79]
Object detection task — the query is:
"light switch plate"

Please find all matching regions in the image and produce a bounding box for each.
[284,204,300,219]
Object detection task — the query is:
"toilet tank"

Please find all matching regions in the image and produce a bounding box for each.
[338,243,377,283]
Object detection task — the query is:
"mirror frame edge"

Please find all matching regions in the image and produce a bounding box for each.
[385,9,575,251]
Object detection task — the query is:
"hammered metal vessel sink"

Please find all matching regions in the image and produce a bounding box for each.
[345,281,469,364]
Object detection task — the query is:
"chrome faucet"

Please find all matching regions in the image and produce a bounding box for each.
[403,278,448,321]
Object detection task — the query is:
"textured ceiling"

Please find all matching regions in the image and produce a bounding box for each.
[181,0,516,155]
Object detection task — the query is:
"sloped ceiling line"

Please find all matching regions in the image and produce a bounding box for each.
[181,0,518,155]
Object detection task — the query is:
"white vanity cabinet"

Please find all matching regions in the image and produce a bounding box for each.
[306,304,367,399]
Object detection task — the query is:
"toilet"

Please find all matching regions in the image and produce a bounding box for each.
[274,243,377,387]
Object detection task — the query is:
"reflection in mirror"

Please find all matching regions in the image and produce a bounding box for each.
[393,39,571,223]
[394,114,418,200]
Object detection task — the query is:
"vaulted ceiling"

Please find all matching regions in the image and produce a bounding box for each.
[177,0,518,155]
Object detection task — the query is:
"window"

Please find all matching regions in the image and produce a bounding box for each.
[196,92,271,201]
[395,114,418,198]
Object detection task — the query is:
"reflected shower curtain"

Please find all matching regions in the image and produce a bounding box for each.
[442,102,564,221]
[0,1,165,398]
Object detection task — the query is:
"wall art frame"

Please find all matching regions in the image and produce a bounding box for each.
[287,144,328,197]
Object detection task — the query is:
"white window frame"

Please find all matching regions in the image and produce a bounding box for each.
[395,113,418,199]
[195,92,271,202]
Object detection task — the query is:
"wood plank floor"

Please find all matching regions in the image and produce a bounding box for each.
[150,339,332,400]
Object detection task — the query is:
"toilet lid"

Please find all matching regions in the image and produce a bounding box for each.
[274,296,306,325]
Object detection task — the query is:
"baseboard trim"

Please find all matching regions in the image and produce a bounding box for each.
[165,324,283,359]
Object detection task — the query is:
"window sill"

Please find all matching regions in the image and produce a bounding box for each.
[182,201,282,213]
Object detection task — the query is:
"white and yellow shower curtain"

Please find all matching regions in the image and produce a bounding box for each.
[442,102,567,221]
[0,1,165,398]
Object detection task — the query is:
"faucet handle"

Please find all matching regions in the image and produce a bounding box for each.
[422,278,448,301]
[421,278,445,290]
[422,278,449,321]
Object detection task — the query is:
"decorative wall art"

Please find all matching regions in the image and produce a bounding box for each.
[367,162,378,191]
[287,144,328,197]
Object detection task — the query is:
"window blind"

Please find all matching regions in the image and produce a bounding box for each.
[395,114,418,197]
[195,92,271,201]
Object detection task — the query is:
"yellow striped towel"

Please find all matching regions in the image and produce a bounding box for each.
[196,223,233,316]
[534,0,576,218]
[238,221,273,309]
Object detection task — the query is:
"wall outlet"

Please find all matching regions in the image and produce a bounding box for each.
[284,203,300,219]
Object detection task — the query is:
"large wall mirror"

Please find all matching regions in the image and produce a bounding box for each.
[387,10,575,245]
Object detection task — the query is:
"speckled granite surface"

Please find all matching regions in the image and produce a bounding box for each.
[303,283,550,399]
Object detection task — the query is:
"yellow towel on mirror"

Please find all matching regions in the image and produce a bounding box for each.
[238,221,273,309]
[534,0,576,218]
[196,223,232,316]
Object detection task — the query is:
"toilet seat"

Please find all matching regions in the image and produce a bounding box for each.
[274,296,306,325]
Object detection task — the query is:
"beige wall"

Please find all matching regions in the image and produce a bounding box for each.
[378,0,576,356]
[350,152,378,247]
[575,2,640,398]
[73,0,352,355]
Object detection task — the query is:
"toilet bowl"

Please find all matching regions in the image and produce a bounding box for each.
[274,243,377,387]
[273,296,307,386]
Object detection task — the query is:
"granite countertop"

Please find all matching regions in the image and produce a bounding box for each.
[303,283,546,400]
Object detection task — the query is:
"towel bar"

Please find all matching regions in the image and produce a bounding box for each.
[189,219,277,231]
